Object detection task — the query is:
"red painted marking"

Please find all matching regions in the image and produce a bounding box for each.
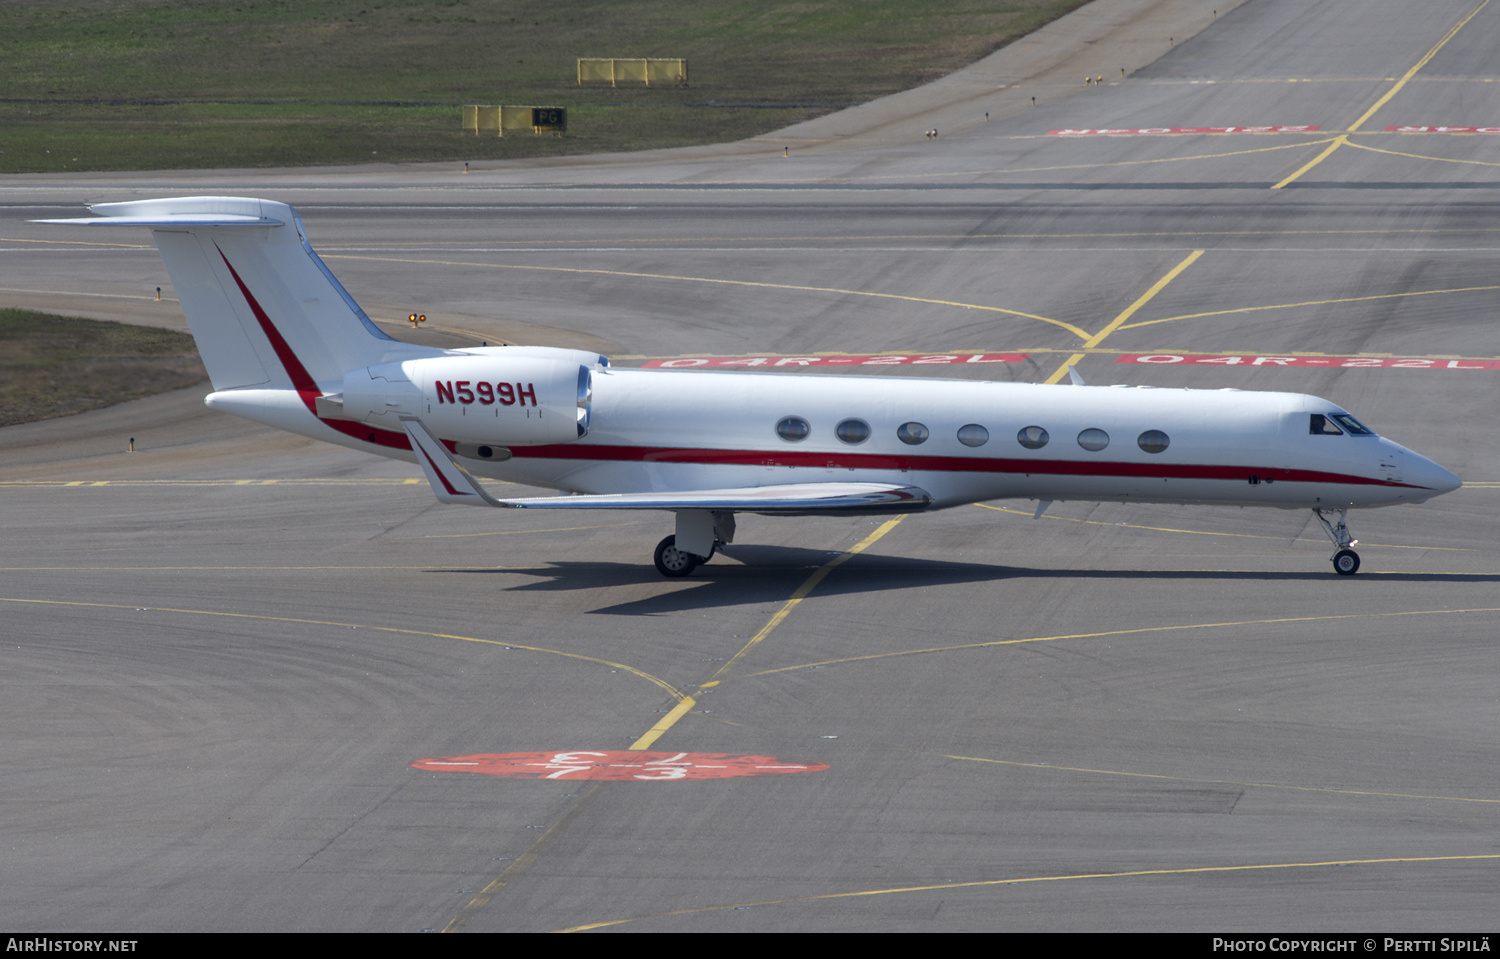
[217,247,411,451]
[1049,126,1319,136]
[1385,126,1500,134]
[435,379,533,406]
[504,443,1423,489]
[643,353,1026,369]
[411,750,830,781]
[414,443,475,498]
[218,249,320,410]
[1117,353,1500,370]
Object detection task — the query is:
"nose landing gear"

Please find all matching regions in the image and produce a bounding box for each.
[1313,508,1361,575]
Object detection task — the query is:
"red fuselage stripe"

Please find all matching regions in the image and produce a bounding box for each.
[505,443,1420,489]
[211,249,1420,491]
[217,247,411,451]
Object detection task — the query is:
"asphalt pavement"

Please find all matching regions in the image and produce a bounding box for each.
[2,0,1496,932]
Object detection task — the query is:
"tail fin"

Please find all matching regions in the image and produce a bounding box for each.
[37,196,427,393]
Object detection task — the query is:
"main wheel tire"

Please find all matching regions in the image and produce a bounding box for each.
[1332,549,1360,576]
[654,535,700,578]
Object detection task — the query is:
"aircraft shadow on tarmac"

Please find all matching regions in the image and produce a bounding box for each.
[426,545,1500,617]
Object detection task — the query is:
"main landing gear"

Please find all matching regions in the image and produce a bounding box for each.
[654,535,716,578]
[1313,508,1360,576]
[653,510,735,578]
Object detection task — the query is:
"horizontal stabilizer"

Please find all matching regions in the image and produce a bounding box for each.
[32,196,285,230]
[33,213,284,229]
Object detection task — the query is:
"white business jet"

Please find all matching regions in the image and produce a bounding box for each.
[40,197,1461,577]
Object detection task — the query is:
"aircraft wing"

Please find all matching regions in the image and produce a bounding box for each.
[401,417,930,514]
[496,483,931,514]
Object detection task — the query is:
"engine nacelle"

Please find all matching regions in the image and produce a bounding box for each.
[334,354,592,446]
[450,345,609,370]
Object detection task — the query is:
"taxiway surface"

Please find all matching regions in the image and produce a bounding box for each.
[2,0,1497,932]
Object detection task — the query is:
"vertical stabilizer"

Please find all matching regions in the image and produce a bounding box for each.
[36,196,428,394]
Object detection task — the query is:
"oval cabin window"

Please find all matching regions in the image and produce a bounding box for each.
[776,416,810,442]
[897,422,929,446]
[957,424,990,448]
[1017,425,1049,449]
[836,418,871,445]
[1077,428,1110,451]
[1137,429,1170,454]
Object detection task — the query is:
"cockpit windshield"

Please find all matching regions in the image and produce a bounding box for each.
[1310,412,1375,436]
[1329,413,1374,436]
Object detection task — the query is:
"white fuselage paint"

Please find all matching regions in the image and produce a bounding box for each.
[44,197,1462,575]
[211,364,1456,513]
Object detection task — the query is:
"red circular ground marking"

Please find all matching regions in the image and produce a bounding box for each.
[410,750,829,781]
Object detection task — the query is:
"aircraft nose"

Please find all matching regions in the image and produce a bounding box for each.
[1411,454,1462,497]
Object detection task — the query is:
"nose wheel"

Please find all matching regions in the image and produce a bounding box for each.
[1314,509,1361,576]
[1332,548,1360,576]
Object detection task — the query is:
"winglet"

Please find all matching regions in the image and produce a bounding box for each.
[1066,366,1087,386]
[400,417,504,507]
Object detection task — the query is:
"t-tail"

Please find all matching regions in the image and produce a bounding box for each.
[38,196,445,452]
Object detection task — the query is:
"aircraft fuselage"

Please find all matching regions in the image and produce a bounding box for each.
[43,195,1462,576]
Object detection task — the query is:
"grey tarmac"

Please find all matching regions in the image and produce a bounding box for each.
[2,0,1497,933]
